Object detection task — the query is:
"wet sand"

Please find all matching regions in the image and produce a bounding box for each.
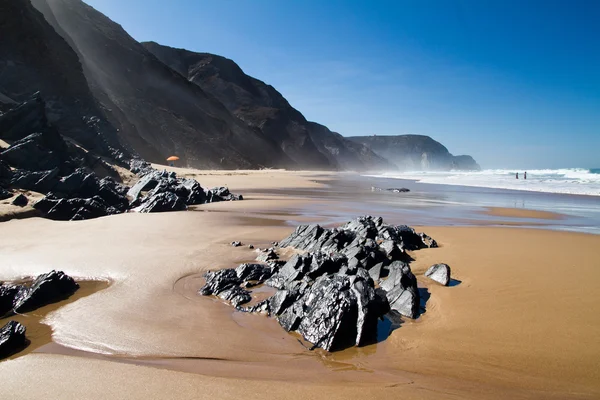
[0,169,599,399]
[484,207,566,220]
[0,280,109,360]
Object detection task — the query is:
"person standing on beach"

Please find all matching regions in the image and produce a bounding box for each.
[524,171,527,180]
[516,172,519,179]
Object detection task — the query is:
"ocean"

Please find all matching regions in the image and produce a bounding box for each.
[366,168,600,197]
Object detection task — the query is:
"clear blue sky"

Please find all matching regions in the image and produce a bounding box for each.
[85,0,600,169]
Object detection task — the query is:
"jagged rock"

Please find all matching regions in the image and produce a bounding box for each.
[199,269,240,296]
[290,273,386,351]
[425,263,451,286]
[248,244,254,249]
[134,192,187,213]
[11,193,28,206]
[33,196,117,221]
[12,270,79,314]
[201,216,438,352]
[256,248,278,263]
[127,170,161,201]
[235,263,274,282]
[0,284,22,316]
[0,131,64,171]
[380,261,420,319]
[368,262,384,281]
[206,186,243,202]
[231,241,242,247]
[0,321,27,359]
[0,186,12,200]
[217,286,251,307]
[10,168,60,192]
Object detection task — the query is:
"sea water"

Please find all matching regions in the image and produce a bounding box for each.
[367,168,600,197]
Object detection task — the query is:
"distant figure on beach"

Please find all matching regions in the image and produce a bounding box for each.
[516,172,519,179]
[524,171,527,180]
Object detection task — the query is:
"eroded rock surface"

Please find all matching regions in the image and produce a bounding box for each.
[200,216,442,352]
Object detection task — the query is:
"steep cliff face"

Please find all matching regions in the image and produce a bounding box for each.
[348,135,480,171]
[142,42,391,171]
[30,0,293,169]
[0,0,128,160]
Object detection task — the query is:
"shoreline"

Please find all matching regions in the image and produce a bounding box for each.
[0,169,599,399]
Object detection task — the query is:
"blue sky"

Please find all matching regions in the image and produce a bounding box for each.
[85,0,600,168]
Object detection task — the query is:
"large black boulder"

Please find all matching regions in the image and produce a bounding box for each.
[12,270,79,314]
[0,321,27,359]
[380,261,420,319]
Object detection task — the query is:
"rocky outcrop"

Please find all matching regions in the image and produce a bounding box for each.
[11,270,79,314]
[127,161,243,215]
[0,321,27,359]
[425,263,451,286]
[348,135,480,171]
[200,216,441,352]
[142,42,393,171]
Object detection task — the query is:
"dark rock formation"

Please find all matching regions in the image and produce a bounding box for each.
[143,42,393,171]
[201,216,438,351]
[0,321,27,359]
[135,192,187,213]
[348,135,480,171]
[200,264,275,307]
[30,0,292,169]
[380,261,420,319]
[11,194,28,207]
[0,187,12,201]
[0,284,22,316]
[0,1,129,161]
[127,162,242,215]
[425,263,451,286]
[10,168,60,193]
[12,270,79,314]
[231,241,242,247]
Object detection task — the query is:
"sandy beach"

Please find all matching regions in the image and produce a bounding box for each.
[1,169,599,399]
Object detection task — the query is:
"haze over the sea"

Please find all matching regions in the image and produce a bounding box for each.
[86,0,600,169]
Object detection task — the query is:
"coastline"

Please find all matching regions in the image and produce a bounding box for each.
[0,169,599,399]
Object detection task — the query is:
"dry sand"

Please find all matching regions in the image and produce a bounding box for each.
[0,169,599,399]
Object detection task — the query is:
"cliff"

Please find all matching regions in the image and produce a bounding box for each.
[142,42,393,171]
[347,135,480,171]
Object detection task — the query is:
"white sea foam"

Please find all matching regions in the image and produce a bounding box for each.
[366,168,600,196]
